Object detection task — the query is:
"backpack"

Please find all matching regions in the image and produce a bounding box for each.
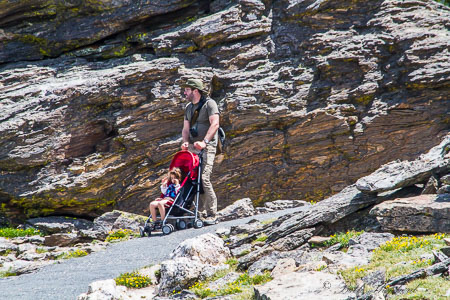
[190,98,226,155]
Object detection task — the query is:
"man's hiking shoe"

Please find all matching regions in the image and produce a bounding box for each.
[203,218,218,226]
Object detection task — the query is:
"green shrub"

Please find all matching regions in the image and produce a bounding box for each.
[324,230,364,248]
[0,227,43,238]
[115,272,151,288]
[106,229,137,242]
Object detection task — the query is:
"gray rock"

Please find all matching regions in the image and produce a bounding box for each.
[206,272,240,290]
[440,246,450,257]
[26,235,45,244]
[308,236,332,246]
[348,232,395,251]
[230,220,265,236]
[0,238,19,255]
[270,227,317,251]
[231,243,252,257]
[370,194,450,232]
[361,270,385,289]
[27,216,94,234]
[256,207,275,214]
[356,136,450,193]
[437,185,450,194]
[264,200,310,210]
[217,198,257,222]
[422,175,439,194]
[44,233,80,247]
[271,258,296,278]
[77,279,129,300]
[254,271,355,300]
[158,257,226,296]
[441,175,450,185]
[170,233,231,265]
[93,210,146,233]
[247,251,285,276]
[215,227,231,238]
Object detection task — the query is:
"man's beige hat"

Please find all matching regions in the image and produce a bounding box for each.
[181,78,207,93]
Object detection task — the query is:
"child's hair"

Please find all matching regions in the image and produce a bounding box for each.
[169,167,182,181]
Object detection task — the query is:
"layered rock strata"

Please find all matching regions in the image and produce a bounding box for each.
[0,0,449,220]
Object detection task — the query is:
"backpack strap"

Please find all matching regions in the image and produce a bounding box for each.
[190,96,208,127]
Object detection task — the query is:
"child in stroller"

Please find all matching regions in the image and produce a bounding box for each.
[148,167,182,230]
[140,150,205,237]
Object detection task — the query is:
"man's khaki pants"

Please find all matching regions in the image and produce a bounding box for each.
[189,144,217,219]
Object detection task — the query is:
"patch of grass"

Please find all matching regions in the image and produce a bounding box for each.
[339,233,449,292]
[36,248,48,254]
[115,271,151,289]
[188,269,272,299]
[236,233,249,239]
[253,234,268,244]
[261,218,277,225]
[106,229,138,242]
[0,268,17,278]
[324,230,364,248]
[238,250,251,257]
[388,276,450,299]
[226,258,238,268]
[0,227,43,238]
[0,249,13,256]
[57,249,88,259]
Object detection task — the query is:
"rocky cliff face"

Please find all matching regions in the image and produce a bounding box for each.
[0,0,449,221]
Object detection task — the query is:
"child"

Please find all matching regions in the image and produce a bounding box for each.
[149,167,182,227]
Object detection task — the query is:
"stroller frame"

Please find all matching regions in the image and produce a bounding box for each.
[140,150,204,236]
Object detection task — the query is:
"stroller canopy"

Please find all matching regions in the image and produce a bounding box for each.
[169,151,199,180]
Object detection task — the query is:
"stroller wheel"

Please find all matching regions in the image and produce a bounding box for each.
[193,219,203,229]
[139,226,145,237]
[162,225,172,235]
[176,220,187,230]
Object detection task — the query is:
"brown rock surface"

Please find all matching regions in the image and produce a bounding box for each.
[370,194,450,232]
[0,0,449,220]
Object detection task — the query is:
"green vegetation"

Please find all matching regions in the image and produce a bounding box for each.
[186,258,272,299]
[339,233,449,298]
[115,271,151,289]
[0,227,43,238]
[323,230,364,248]
[434,0,450,7]
[57,249,88,259]
[252,234,268,244]
[106,229,138,242]
[0,268,17,278]
[261,218,277,225]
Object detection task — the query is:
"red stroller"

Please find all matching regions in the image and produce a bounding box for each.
[139,150,205,236]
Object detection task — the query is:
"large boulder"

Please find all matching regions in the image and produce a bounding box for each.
[170,233,231,264]
[158,233,231,296]
[370,194,450,233]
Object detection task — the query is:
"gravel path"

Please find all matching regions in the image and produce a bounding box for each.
[0,207,307,300]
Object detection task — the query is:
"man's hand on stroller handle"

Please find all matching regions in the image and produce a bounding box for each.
[193,140,206,150]
[181,142,189,151]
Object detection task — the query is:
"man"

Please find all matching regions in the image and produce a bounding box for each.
[181,78,220,225]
